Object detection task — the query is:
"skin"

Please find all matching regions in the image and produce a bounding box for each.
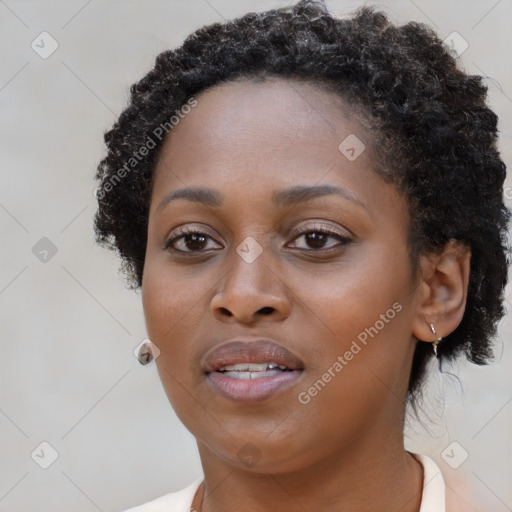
[141,78,471,512]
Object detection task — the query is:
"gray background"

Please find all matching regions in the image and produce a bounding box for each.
[0,0,511,510]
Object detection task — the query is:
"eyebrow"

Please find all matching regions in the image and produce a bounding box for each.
[156,184,368,212]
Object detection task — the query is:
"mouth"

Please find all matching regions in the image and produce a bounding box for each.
[217,362,295,379]
[202,339,304,403]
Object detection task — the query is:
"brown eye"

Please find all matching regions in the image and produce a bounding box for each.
[304,232,329,249]
[165,228,221,253]
[288,227,352,251]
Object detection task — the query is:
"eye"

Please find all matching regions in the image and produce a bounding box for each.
[164,223,352,255]
[287,224,352,251]
[164,227,222,253]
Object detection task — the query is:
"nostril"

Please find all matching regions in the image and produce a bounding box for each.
[258,307,275,315]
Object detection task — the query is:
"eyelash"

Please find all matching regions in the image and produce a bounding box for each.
[164,224,352,254]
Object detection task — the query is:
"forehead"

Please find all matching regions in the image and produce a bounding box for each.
[152,78,375,194]
[148,77,410,243]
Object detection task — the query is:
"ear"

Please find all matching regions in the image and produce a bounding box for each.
[411,239,471,345]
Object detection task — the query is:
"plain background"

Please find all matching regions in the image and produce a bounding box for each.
[0,0,511,510]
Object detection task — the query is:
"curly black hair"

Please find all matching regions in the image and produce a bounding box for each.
[93,0,511,405]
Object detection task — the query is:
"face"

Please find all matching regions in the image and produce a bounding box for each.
[142,78,422,474]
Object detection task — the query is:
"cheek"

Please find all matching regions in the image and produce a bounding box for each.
[142,257,205,339]
[141,274,196,399]
[141,259,217,393]
[292,243,412,408]
[141,264,207,425]
[297,242,407,340]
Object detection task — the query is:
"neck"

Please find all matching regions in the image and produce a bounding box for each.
[192,426,424,512]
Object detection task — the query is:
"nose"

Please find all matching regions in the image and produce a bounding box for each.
[210,244,292,324]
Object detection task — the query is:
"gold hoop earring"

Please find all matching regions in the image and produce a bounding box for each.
[429,323,443,357]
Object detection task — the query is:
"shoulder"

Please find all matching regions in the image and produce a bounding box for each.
[412,452,478,512]
[120,478,203,512]
[412,453,446,512]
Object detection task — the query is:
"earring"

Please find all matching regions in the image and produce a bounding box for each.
[137,339,154,365]
[429,323,443,356]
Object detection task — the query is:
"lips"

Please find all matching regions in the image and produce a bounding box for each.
[202,338,304,403]
[202,339,304,374]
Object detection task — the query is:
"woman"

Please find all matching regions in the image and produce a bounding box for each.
[93,1,510,510]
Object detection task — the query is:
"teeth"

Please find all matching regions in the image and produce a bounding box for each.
[219,362,289,372]
[223,369,284,379]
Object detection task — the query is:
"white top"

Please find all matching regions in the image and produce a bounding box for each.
[121,453,445,512]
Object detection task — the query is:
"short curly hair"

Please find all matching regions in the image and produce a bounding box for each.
[93,0,511,403]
